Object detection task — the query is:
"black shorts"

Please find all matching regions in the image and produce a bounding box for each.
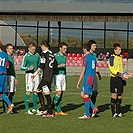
[110,77,123,94]
[38,79,52,92]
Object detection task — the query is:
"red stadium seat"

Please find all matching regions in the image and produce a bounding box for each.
[77,54,82,58]
[74,63,78,67]
[69,63,73,66]
[67,53,72,57]
[69,56,74,61]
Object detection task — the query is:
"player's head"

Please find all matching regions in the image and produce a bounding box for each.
[0,40,3,49]
[113,43,121,55]
[28,42,36,54]
[59,42,68,55]
[40,40,50,51]
[6,43,14,55]
[88,40,97,53]
[83,42,90,54]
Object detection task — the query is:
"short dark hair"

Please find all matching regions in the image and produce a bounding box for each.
[6,43,13,49]
[83,40,96,51]
[40,40,50,49]
[113,43,121,50]
[28,42,36,48]
[59,42,68,48]
[83,42,90,51]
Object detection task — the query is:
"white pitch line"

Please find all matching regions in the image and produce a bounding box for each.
[64,92,132,99]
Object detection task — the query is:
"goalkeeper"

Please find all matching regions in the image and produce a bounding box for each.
[108,43,130,117]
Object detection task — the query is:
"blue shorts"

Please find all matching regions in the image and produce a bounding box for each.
[81,84,93,95]
[0,75,6,93]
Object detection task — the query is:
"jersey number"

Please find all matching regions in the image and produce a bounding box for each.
[0,57,5,66]
[92,60,95,69]
[49,58,54,68]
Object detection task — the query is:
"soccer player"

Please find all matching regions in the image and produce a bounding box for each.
[0,40,13,114]
[91,47,102,117]
[76,41,98,119]
[32,41,55,117]
[21,42,40,114]
[53,42,68,115]
[108,43,129,117]
[3,43,18,113]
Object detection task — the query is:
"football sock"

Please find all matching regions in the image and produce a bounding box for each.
[56,94,63,112]
[110,98,116,116]
[9,92,15,104]
[84,97,91,116]
[3,100,8,112]
[116,98,122,114]
[91,91,98,105]
[53,94,60,106]
[56,101,62,112]
[33,93,38,110]
[24,94,30,112]
[1,94,11,106]
[45,95,52,115]
[37,92,45,111]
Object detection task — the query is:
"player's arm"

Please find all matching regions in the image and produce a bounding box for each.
[96,63,102,80]
[32,54,45,78]
[76,66,85,89]
[20,54,33,71]
[108,56,118,76]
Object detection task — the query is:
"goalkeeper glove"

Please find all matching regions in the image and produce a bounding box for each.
[117,72,128,80]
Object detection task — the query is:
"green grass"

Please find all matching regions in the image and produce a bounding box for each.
[0,75,133,133]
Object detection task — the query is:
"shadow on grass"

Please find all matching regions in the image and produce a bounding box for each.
[97,103,110,113]
[61,103,84,112]
[121,104,132,114]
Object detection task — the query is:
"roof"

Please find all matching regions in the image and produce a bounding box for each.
[0,2,133,14]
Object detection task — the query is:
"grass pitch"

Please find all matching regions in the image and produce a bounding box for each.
[0,75,132,133]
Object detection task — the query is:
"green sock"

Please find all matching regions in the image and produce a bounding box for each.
[24,94,30,112]
[12,96,14,105]
[53,94,60,106]
[33,93,38,110]
[3,101,7,112]
[57,101,62,112]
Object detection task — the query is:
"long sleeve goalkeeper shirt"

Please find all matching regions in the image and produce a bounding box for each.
[108,54,123,77]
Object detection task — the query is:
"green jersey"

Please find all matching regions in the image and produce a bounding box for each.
[7,54,16,77]
[21,52,40,73]
[92,52,97,58]
[54,52,66,75]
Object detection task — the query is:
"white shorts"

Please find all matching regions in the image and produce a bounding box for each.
[93,75,98,92]
[54,74,66,91]
[25,73,40,92]
[5,75,16,92]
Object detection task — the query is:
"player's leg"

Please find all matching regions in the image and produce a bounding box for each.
[3,75,10,112]
[56,75,67,115]
[110,77,118,117]
[53,75,61,111]
[24,73,33,114]
[115,78,123,117]
[8,76,16,104]
[36,79,47,116]
[78,85,91,119]
[43,82,53,117]
[91,76,98,105]
[116,95,122,117]
[32,74,39,113]
[0,75,13,114]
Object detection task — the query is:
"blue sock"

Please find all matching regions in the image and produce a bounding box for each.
[84,97,91,116]
[1,94,11,106]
